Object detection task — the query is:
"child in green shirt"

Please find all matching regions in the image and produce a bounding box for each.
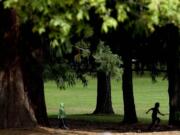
[58,103,68,129]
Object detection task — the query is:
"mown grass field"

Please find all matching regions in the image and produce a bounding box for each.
[45,74,169,124]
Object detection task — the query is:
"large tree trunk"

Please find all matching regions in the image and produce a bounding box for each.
[122,54,138,124]
[20,23,49,126]
[0,8,37,128]
[167,56,180,125]
[28,67,49,126]
[0,58,37,128]
[23,48,49,126]
[166,24,180,125]
[93,72,114,114]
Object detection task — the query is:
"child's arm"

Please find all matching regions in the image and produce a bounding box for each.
[146,108,152,114]
[158,110,165,116]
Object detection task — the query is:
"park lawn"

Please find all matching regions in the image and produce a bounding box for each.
[44,75,168,124]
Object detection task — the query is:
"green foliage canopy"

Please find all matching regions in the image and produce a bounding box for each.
[3,0,180,46]
[3,0,127,47]
[2,0,179,87]
[129,0,180,34]
[148,0,180,27]
[93,41,122,78]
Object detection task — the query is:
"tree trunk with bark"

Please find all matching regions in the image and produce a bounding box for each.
[28,67,49,126]
[0,58,37,128]
[20,23,49,126]
[93,71,114,114]
[167,56,180,125]
[0,9,37,128]
[122,53,138,124]
[166,24,180,125]
[23,48,49,126]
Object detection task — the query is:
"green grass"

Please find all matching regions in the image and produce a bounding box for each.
[45,75,168,124]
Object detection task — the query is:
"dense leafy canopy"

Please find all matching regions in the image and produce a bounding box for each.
[119,0,180,37]
[2,0,180,87]
[3,0,124,45]
[3,0,180,46]
[148,0,180,27]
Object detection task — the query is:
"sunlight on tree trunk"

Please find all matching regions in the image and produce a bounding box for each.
[0,8,37,128]
[0,58,37,128]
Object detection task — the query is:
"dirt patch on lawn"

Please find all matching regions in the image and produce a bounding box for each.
[0,127,180,135]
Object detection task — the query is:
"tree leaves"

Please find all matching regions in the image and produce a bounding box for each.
[116,3,129,22]
[93,41,122,78]
[3,0,18,8]
[148,0,180,27]
[3,0,128,48]
[3,0,180,48]
[102,16,118,33]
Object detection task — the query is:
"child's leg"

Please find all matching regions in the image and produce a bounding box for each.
[58,119,63,128]
[148,118,156,130]
[62,118,69,129]
[155,117,160,127]
[62,118,65,127]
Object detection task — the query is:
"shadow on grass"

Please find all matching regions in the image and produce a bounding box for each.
[48,114,180,133]
[49,114,123,123]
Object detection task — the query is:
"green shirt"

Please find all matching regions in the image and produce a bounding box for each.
[58,107,66,119]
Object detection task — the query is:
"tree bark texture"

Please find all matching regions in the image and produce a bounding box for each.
[166,24,180,125]
[93,72,114,114]
[0,9,37,128]
[22,48,49,126]
[0,58,37,128]
[122,54,138,124]
[20,23,49,126]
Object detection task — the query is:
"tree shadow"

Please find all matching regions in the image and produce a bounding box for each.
[0,126,85,135]
[48,114,180,133]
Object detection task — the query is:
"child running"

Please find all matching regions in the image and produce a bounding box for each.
[146,102,165,129]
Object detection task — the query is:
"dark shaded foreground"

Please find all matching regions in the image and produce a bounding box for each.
[49,118,180,133]
[0,119,180,135]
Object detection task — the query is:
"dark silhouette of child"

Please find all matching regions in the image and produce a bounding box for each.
[146,102,164,129]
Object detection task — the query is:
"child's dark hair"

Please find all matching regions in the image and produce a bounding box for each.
[155,102,159,108]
